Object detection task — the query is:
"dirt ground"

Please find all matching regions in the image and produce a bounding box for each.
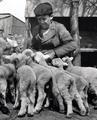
[1,104,97,120]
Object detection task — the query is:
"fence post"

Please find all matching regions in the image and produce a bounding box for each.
[70,0,81,66]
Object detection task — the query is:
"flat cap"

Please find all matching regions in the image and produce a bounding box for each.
[34,2,53,16]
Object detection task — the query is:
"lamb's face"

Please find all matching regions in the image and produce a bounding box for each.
[52,58,68,68]
[34,52,43,63]
[22,49,35,57]
[11,54,27,69]
[2,53,17,64]
[62,56,73,66]
[34,52,50,63]
[52,58,63,67]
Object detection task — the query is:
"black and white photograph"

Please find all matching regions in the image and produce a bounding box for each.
[0,0,97,120]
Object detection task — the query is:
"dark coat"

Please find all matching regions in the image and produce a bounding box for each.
[31,21,77,58]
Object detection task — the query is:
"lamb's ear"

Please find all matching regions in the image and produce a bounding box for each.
[63,62,68,66]
[2,55,11,63]
[62,57,67,62]
[31,52,35,58]
[43,54,50,60]
[34,53,41,63]
[12,58,19,66]
[69,57,73,61]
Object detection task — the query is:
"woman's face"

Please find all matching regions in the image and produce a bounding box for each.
[37,15,52,30]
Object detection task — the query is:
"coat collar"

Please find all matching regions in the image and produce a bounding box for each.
[37,21,56,42]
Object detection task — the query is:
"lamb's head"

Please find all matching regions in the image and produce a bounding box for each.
[34,51,50,65]
[22,49,35,58]
[13,53,29,69]
[52,58,68,68]
[3,53,27,69]
[62,56,73,66]
[2,53,17,64]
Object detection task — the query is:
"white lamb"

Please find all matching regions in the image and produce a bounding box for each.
[13,65,36,117]
[52,57,89,112]
[22,50,85,118]
[33,51,88,117]
[6,52,54,115]
[60,56,97,106]
[0,63,16,114]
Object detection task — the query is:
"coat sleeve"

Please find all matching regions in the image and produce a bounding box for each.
[54,23,78,58]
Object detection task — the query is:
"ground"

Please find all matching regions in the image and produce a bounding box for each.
[0,104,97,120]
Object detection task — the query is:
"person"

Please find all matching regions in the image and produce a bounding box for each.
[30,2,78,60]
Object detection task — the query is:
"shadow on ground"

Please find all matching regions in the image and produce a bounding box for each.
[0,104,97,120]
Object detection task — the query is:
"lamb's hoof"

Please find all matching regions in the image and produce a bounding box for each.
[86,108,90,116]
[27,108,34,116]
[18,110,26,117]
[13,105,17,109]
[44,102,49,108]
[80,110,86,116]
[27,113,34,117]
[33,108,42,114]
[59,109,64,114]
[13,103,19,109]
[66,113,73,119]
[34,110,40,114]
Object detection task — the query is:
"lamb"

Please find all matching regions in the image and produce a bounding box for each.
[0,66,8,109]
[8,50,87,117]
[22,55,59,114]
[2,63,16,103]
[6,52,54,116]
[33,51,88,117]
[22,50,83,117]
[13,65,36,117]
[52,57,89,112]
[53,56,97,106]
[62,56,97,86]
[63,57,97,104]
[0,63,16,114]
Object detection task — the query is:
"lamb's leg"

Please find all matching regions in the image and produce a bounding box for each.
[57,78,73,118]
[1,85,10,114]
[60,87,73,118]
[44,97,49,108]
[33,83,46,113]
[13,87,19,109]
[1,83,8,108]
[69,78,86,116]
[18,92,29,117]
[74,91,86,116]
[28,85,36,116]
[80,89,89,115]
[53,88,64,113]
[83,95,89,115]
